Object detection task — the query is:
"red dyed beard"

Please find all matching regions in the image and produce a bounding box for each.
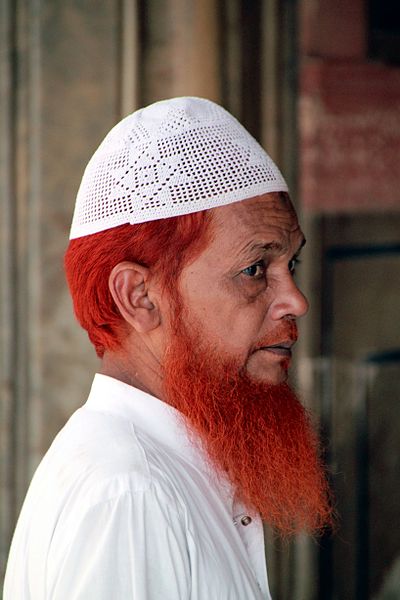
[163,313,334,537]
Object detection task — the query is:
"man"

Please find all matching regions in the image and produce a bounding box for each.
[4,97,332,599]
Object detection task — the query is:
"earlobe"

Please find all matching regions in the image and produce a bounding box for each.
[108,262,161,333]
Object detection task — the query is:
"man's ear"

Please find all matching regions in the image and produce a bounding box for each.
[108,262,161,333]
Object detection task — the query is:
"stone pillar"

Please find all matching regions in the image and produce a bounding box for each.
[0,0,121,581]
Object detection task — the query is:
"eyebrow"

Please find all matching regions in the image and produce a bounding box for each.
[296,237,307,253]
[241,236,306,258]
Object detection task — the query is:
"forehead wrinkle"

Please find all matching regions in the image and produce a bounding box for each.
[238,239,286,260]
[233,229,305,267]
[208,194,302,263]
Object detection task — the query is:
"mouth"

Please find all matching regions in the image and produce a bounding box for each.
[260,343,293,357]
[255,338,296,362]
[251,323,298,367]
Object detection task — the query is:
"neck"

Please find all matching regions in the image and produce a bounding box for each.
[100,344,164,400]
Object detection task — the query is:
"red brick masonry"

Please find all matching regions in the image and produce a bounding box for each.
[299,60,400,212]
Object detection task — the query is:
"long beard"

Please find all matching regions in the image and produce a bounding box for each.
[162,316,334,537]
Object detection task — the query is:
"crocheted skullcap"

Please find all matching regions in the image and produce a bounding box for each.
[70,97,288,239]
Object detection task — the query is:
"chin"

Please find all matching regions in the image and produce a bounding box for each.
[246,353,291,385]
[247,366,289,386]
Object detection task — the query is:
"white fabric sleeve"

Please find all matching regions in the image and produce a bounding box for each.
[46,485,191,599]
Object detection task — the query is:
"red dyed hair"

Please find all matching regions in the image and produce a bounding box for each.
[64,213,211,357]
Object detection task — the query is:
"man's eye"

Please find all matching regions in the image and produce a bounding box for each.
[289,257,301,274]
[242,261,265,278]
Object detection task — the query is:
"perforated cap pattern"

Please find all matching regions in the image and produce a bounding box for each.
[70,97,288,239]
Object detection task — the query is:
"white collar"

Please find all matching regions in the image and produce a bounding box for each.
[85,373,234,503]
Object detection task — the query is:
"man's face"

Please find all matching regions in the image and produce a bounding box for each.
[177,192,308,384]
[160,193,332,535]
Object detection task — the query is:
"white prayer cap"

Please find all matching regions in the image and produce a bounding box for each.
[69,97,288,239]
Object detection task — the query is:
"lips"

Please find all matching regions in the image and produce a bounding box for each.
[253,322,298,354]
[259,342,294,356]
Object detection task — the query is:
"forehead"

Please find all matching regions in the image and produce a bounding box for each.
[209,193,302,255]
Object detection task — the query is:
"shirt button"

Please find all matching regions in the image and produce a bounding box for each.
[241,515,252,526]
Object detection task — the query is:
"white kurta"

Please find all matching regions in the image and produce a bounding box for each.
[4,374,272,599]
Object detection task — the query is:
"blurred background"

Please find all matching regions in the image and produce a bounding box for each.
[1,0,399,598]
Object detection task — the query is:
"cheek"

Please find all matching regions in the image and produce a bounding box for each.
[198,294,269,356]
[180,272,271,355]
[225,308,266,349]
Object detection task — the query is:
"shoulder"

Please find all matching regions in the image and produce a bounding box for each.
[6,404,194,599]
[36,405,187,514]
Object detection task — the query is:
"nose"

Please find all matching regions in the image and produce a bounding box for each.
[269,275,309,321]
